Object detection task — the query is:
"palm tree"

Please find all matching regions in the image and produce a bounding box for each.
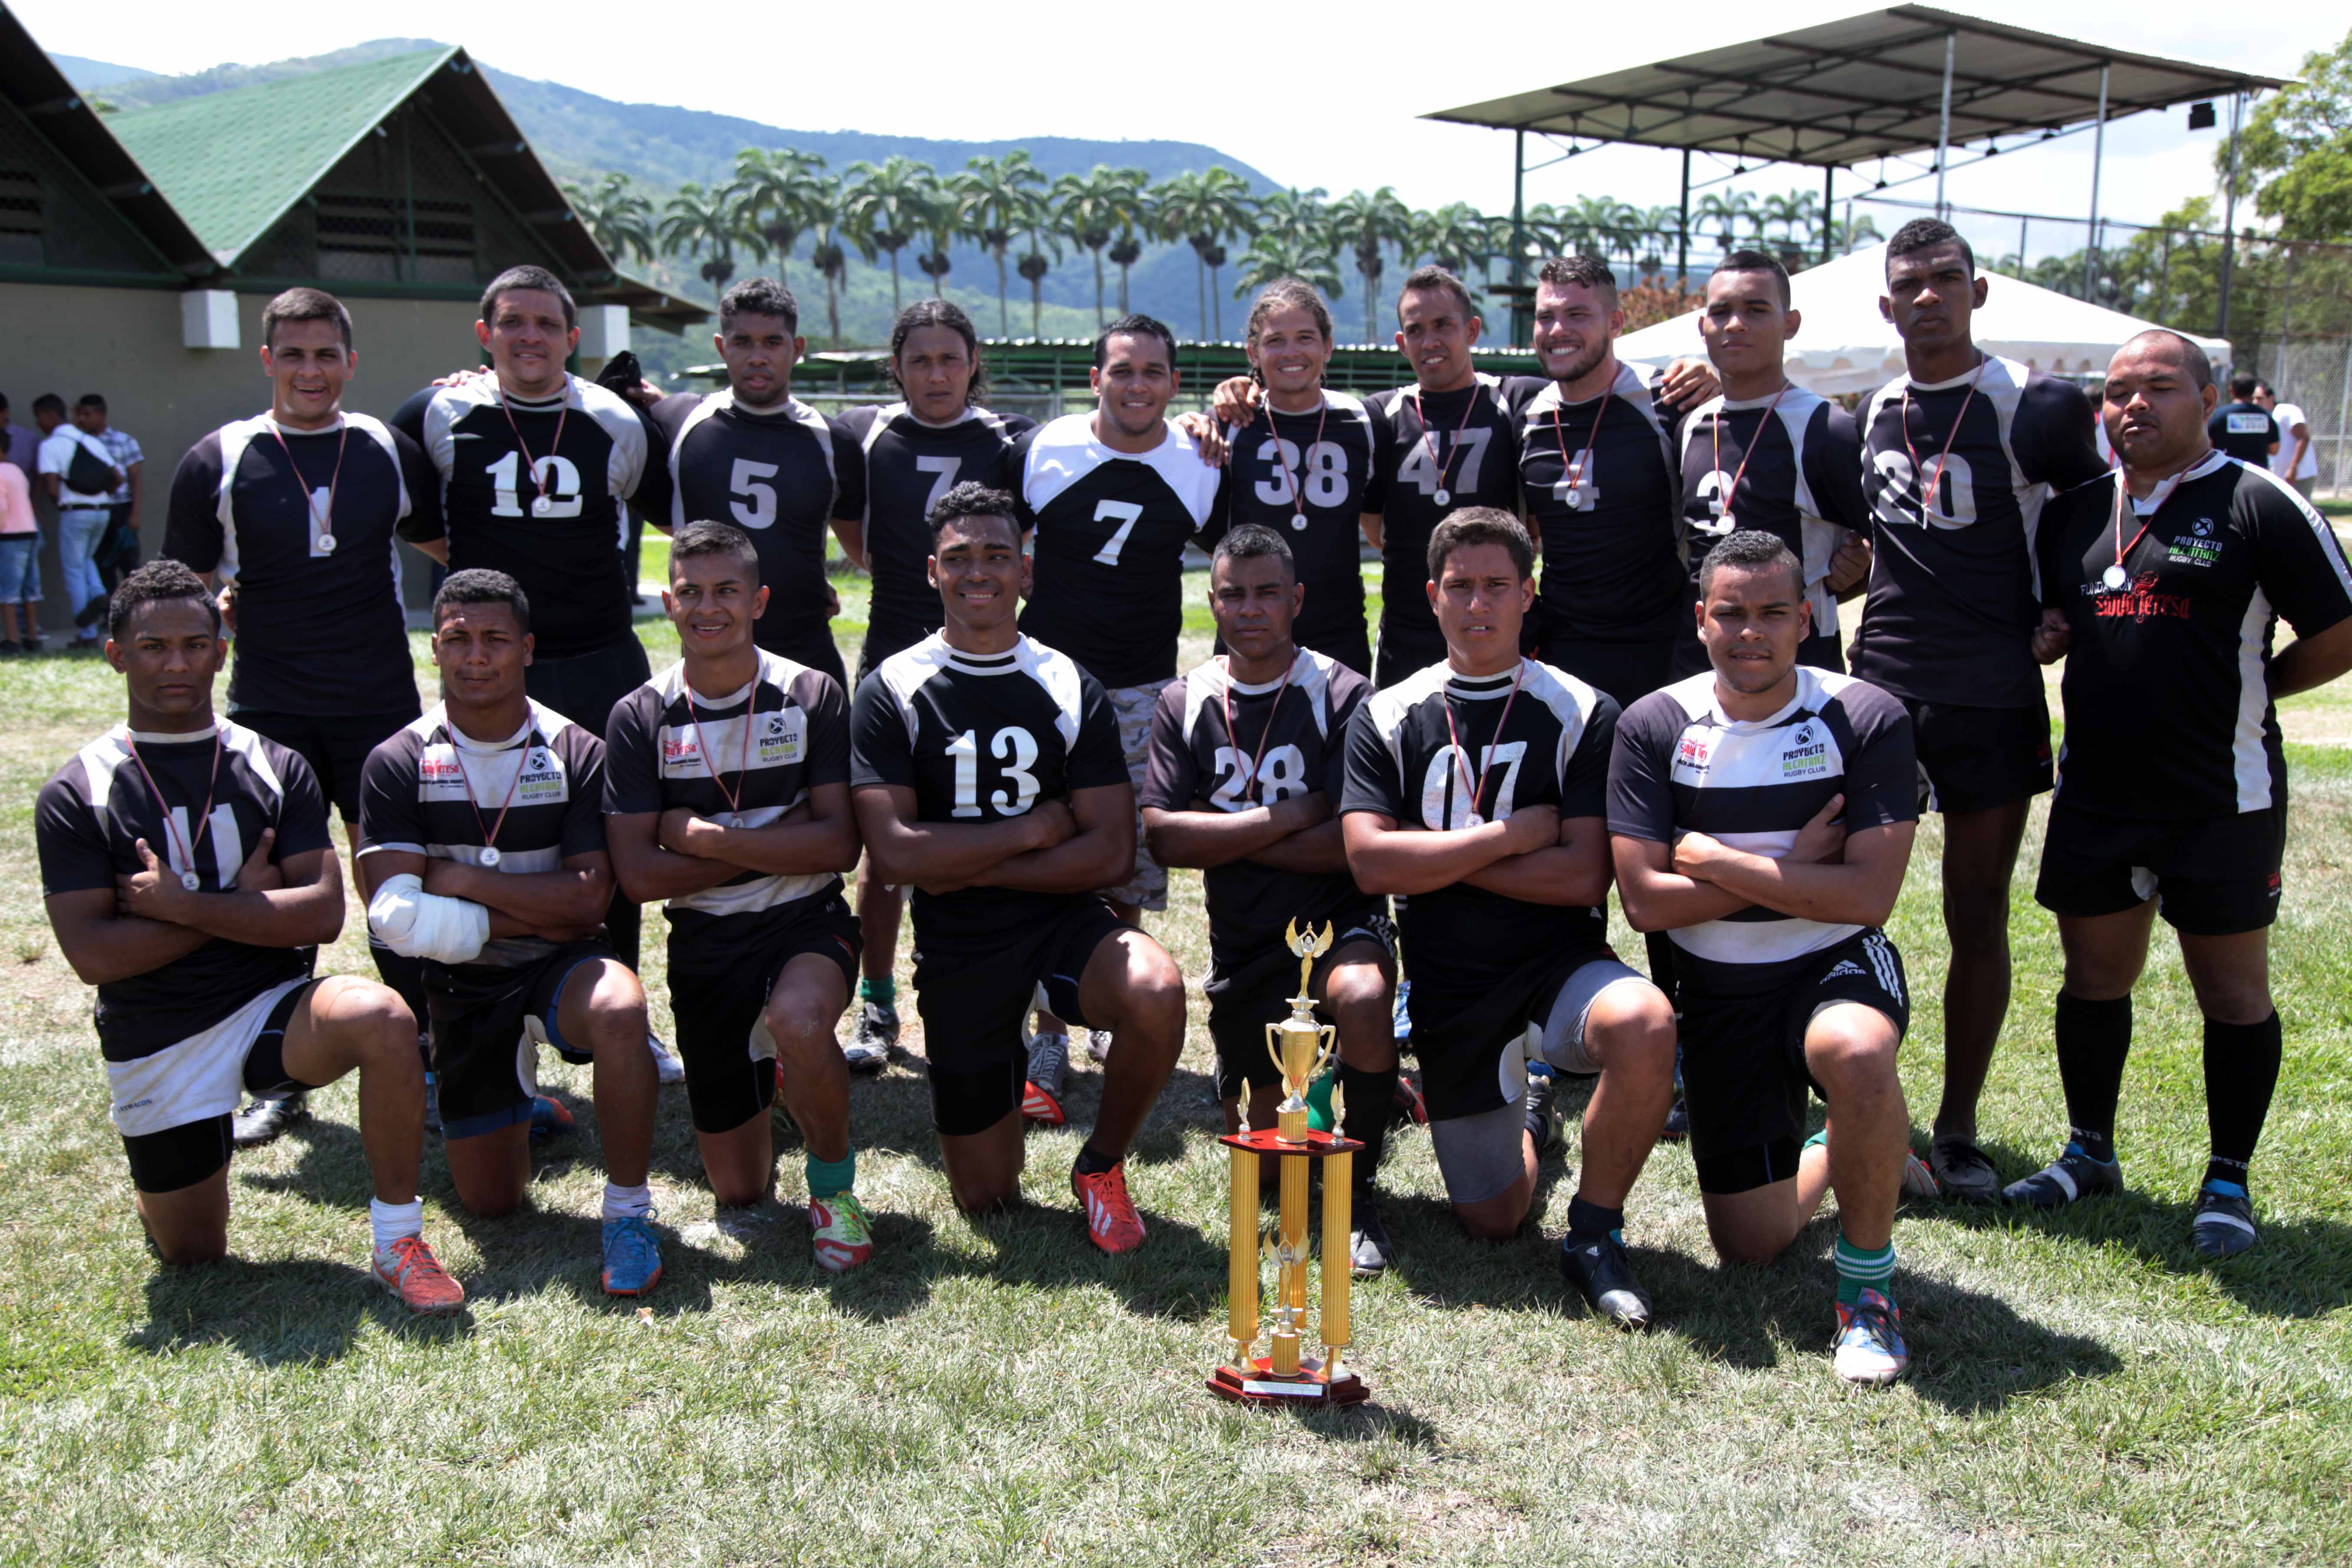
[660,181,752,293]
[1155,167,1256,339]
[1639,205,1682,278]
[1697,190,1761,254]
[804,172,849,347]
[842,155,935,315]
[1826,211,1882,256]
[563,172,656,267]
[1323,186,1413,344]
[1230,230,1343,302]
[732,148,825,286]
[1051,165,1145,328]
[915,182,968,298]
[954,152,1048,336]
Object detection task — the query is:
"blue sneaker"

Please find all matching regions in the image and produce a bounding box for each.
[528,1094,574,1142]
[1833,1287,1908,1386]
[601,1211,663,1296]
[1392,978,1412,1042]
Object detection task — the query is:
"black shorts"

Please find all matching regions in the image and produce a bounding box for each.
[1675,929,1910,1195]
[762,627,848,690]
[912,896,1130,1135]
[2035,796,2286,936]
[237,706,420,823]
[1204,903,1394,1100]
[119,980,319,1193]
[855,614,939,691]
[668,894,861,1135]
[522,634,651,736]
[1541,632,1675,711]
[427,939,614,1140]
[1374,612,1446,690]
[1903,694,2053,815]
[1406,938,1618,1123]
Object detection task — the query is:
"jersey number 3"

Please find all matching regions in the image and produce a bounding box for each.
[947,726,1041,817]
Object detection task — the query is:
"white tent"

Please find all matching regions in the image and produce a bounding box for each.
[1613,244,2231,397]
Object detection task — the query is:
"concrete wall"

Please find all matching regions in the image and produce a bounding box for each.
[1,282,482,615]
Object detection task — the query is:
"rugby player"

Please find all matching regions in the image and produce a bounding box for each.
[2206,372,2279,468]
[604,522,874,1270]
[1610,530,1921,1385]
[165,286,443,1148]
[1340,509,1677,1325]
[1849,219,2108,1202]
[2009,330,2352,1258]
[357,570,665,1295]
[1139,525,1401,1273]
[850,482,1186,1252]
[36,562,461,1311]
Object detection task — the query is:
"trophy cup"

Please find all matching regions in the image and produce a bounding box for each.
[1208,920,1369,1406]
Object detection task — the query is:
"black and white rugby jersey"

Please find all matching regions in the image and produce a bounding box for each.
[36,721,333,1060]
[1364,375,1540,653]
[654,390,858,654]
[394,376,670,658]
[164,414,435,717]
[1517,361,1689,644]
[1609,666,1915,973]
[850,632,1131,949]
[1138,647,1376,963]
[830,402,1034,651]
[2038,453,2352,818]
[1204,393,1387,668]
[1851,354,2104,707]
[1013,414,1220,689]
[1340,657,1616,987]
[604,650,851,966]
[357,700,609,970]
[1677,388,1869,640]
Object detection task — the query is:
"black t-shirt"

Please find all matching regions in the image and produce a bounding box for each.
[394,376,670,659]
[604,649,851,968]
[1339,656,1616,989]
[830,402,1033,644]
[653,390,857,654]
[1851,355,2105,707]
[1203,393,1387,667]
[1138,647,1375,962]
[1364,375,1541,643]
[2039,453,2352,818]
[850,632,1132,949]
[1677,388,1870,640]
[165,413,435,719]
[36,721,332,1060]
[1517,361,1692,644]
[1013,415,1221,689]
[2207,402,2280,467]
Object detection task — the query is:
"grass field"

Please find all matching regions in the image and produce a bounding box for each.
[3,568,2350,1566]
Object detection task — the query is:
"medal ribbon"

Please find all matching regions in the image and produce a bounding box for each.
[1439,662,1526,823]
[1256,394,1329,529]
[1900,355,1986,526]
[1552,383,1615,502]
[495,386,571,512]
[1218,654,1298,806]
[124,726,225,886]
[1709,383,1791,530]
[265,418,349,551]
[445,721,531,860]
[1410,378,1484,501]
[684,683,757,822]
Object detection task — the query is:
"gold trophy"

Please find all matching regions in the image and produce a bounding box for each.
[1208,920,1369,1406]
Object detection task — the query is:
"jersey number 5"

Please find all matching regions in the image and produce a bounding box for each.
[947,726,1041,817]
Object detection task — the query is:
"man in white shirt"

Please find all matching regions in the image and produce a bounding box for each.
[33,393,124,645]
[2255,383,2318,499]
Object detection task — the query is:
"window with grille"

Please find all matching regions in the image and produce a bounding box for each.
[314,191,476,283]
[0,168,40,265]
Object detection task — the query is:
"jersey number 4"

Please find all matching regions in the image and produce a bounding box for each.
[947,726,1041,817]
[1397,428,1491,496]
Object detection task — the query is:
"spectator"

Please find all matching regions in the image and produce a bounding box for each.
[0,443,39,651]
[33,393,121,646]
[0,393,36,479]
[2254,383,2319,500]
[73,394,143,592]
[2207,371,2279,466]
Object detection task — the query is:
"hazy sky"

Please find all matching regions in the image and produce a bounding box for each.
[17,0,2335,252]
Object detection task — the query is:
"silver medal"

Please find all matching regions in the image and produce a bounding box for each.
[725,813,742,829]
[2101,564,2128,591]
[479,845,502,867]
[1433,488,1451,506]
[316,532,337,554]
[1290,514,1307,531]
[179,871,201,891]
[531,496,553,517]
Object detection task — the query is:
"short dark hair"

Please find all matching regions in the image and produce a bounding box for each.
[2254,380,2275,396]
[2121,329,2213,393]
[1885,218,1974,278]
[888,298,988,406]
[926,480,1021,547]
[1396,265,1478,325]
[75,393,106,415]
[432,568,531,631]
[1211,523,1296,583]
[719,276,798,336]
[262,286,353,350]
[1428,507,1534,581]
[670,519,760,582]
[1094,312,1178,370]
[31,393,64,418]
[1536,254,1618,308]
[2230,371,2259,400]
[1698,528,1803,600]
[480,265,577,332]
[109,559,219,640]
[1711,249,1791,310]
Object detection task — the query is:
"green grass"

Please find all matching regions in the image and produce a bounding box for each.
[3,571,2350,1565]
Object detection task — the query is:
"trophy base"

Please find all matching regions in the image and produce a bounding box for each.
[1207,1356,1368,1407]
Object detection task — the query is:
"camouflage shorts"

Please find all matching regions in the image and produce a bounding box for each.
[1105,677,1175,911]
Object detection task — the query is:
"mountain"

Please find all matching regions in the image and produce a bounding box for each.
[50,53,158,90]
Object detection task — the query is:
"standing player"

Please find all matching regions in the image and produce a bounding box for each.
[358,570,665,1296]
[165,286,442,1147]
[1849,219,2108,1202]
[828,300,1034,1069]
[850,483,1187,1252]
[1140,525,1401,1272]
[1201,281,1385,676]
[2206,372,2279,467]
[604,522,874,1271]
[36,562,461,1311]
[1340,509,1678,1324]
[2010,331,2352,1258]
[2254,383,2317,501]
[1610,530,1922,1386]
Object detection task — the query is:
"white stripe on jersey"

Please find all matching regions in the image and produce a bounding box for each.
[212,413,409,581]
[875,633,1088,750]
[1176,646,1342,746]
[1364,656,1602,825]
[423,375,648,520]
[668,390,837,532]
[855,402,1016,526]
[1864,353,2049,595]
[1682,386,1842,635]
[1021,413,1219,524]
[367,698,576,871]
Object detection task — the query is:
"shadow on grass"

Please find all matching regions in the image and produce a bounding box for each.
[125,1256,473,1363]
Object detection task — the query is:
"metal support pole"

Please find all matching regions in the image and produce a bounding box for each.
[2084,64,2108,302]
[1821,165,1834,267]
[2219,91,2243,344]
[2275,244,2295,389]
[2019,214,2029,274]
[1678,148,1692,287]
[2333,331,2351,496]
[1511,128,1529,348]
[1934,30,1956,218]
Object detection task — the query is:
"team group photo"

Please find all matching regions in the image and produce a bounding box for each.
[5,1,2351,1562]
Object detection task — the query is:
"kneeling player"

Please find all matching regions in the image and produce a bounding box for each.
[1340,510,1677,1325]
[37,562,461,1311]
[357,570,664,1295]
[1610,531,1920,1386]
[850,483,1186,1252]
[1140,525,1400,1273]
[606,521,873,1271]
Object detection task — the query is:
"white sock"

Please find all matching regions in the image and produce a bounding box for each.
[602,1182,653,1221]
[370,1198,423,1255]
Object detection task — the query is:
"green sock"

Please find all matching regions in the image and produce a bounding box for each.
[1804,1127,1828,1153]
[1304,1066,1337,1133]
[857,974,895,1005]
[1834,1232,1895,1308]
[806,1149,856,1201]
